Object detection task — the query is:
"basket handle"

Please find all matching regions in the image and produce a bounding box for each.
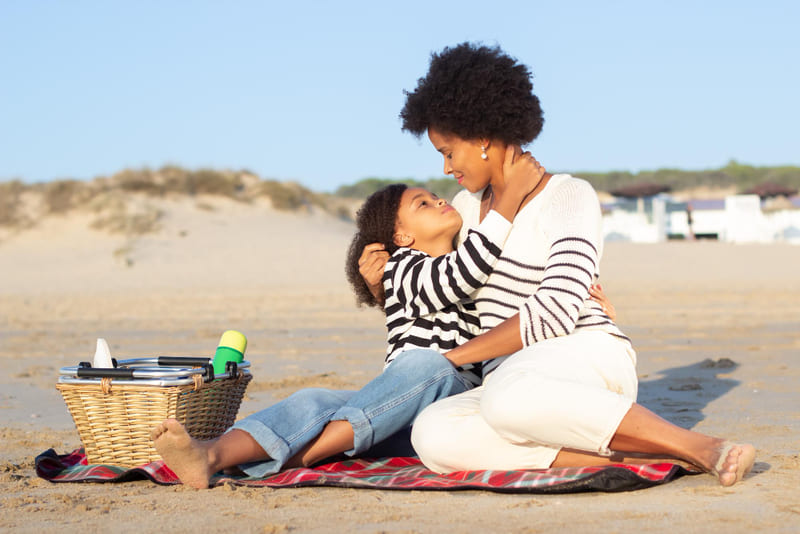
[76,368,136,379]
[157,356,212,367]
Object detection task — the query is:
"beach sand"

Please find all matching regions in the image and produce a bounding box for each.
[1,194,799,533]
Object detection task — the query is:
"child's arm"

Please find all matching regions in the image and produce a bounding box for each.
[388,149,547,318]
[363,150,544,308]
[387,212,510,317]
[490,146,546,223]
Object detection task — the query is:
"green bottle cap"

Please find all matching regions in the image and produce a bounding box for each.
[212,330,247,375]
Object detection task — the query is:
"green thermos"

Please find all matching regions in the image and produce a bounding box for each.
[212,330,247,375]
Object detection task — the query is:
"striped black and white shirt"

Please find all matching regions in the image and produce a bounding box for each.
[383,210,512,386]
[452,175,631,377]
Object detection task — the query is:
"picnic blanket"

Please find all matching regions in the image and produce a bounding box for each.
[36,448,694,493]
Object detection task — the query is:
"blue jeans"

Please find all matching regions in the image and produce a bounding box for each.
[232,348,471,477]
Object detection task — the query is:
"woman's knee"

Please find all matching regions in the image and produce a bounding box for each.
[410,404,457,470]
[480,373,549,433]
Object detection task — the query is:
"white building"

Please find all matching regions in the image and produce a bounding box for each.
[602,194,800,244]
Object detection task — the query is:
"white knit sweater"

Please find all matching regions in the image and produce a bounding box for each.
[452,174,631,376]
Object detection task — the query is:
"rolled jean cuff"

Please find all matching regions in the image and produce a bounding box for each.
[331,406,373,456]
[231,418,292,477]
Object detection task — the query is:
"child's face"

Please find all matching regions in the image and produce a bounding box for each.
[428,128,493,194]
[393,188,463,255]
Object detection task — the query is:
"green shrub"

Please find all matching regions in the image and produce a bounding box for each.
[577,160,800,193]
[335,176,462,201]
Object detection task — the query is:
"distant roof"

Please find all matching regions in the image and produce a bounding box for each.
[688,199,726,210]
[609,182,671,198]
[744,182,798,198]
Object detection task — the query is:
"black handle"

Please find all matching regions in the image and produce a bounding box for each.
[76,368,136,379]
[157,356,211,367]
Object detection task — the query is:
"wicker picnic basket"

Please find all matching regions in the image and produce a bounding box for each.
[57,357,252,468]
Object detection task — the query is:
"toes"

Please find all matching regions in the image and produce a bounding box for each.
[714,442,756,486]
[723,448,738,472]
[151,419,183,441]
[151,421,167,441]
[164,418,182,432]
[719,471,737,487]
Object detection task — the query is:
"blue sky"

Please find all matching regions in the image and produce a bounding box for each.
[1,0,798,192]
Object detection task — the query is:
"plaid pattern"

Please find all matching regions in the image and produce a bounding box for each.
[35,448,693,493]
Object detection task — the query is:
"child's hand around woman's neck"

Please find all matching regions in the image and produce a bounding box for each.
[482,146,549,222]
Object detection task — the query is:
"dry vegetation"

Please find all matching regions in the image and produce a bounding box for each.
[0,167,356,239]
[336,161,800,201]
[0,180,26,227]
[2,161,796,241]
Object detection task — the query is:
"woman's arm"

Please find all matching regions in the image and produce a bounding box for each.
[445,313,523,367]
[358,243,389,305]
[518,234,598,345]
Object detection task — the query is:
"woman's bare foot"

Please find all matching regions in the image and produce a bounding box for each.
[710,442,756,486]
[151,419,216,489]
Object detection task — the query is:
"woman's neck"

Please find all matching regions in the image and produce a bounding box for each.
[481,172,553,221]
[488,175,506,200]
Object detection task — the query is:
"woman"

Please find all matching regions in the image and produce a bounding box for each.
[373,41,753,486]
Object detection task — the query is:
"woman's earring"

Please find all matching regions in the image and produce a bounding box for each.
[481,146,488,160]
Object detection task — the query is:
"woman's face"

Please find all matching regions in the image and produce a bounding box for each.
[428,128,493,193]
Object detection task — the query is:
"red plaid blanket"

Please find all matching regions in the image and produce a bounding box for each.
[35,449,693,493]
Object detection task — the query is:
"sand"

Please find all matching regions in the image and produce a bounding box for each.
[1,194,799,533]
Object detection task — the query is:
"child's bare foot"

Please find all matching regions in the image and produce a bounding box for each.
[710,442,756,486]
[151,418,215,489]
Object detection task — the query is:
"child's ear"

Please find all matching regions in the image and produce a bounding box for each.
[393,232,414,247]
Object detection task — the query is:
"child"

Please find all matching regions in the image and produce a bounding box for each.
[344,148,547,387]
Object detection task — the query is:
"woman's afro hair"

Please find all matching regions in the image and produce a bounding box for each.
[345,183,408,309]
[400,42,544,146]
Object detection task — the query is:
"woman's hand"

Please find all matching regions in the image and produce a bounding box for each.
[359,243,389,304]
[589,284,617,321]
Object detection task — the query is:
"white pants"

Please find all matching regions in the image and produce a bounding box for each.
[411,331,638,473]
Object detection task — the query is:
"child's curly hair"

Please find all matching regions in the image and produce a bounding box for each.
[400,42,544,146]
[345,184,408,309]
